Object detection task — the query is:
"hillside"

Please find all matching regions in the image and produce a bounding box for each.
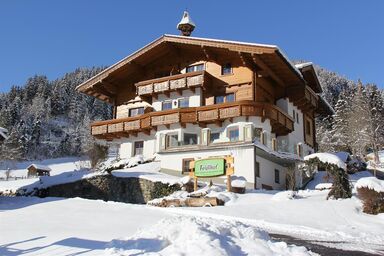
[0,67,112,161]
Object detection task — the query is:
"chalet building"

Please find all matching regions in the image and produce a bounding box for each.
[77,12,331,190]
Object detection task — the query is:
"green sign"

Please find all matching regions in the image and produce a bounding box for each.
[194,158,225,177]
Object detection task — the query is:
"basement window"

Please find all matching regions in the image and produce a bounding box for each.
[183,133,198,145]
[210,132,220,143]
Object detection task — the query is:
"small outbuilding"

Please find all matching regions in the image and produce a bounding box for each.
[27,164,52,177]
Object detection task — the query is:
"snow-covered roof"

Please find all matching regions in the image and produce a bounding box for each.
[332,152,350,163]
[177,11,196,28]
[27,164,52,172]
[304,153,346,170]
[295,62,313,69]
[254,141,302,162]
[0,127,8,140]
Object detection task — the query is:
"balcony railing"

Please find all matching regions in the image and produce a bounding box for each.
[91,101,294,140]
[135,71,207,96]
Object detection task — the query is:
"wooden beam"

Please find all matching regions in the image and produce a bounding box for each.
[202,46,217,62]
[252,54,285,87]
[94,84,116,98]
[100,80,118,94]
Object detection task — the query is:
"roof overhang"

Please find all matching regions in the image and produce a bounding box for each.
[295,62,323,93]
[76,35,306,103]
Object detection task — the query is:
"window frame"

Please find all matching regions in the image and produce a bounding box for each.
[183,133,198,146]
[221,63,233,75]
[162,100,173,111]
[129,107,144,117]
[133,141,144,156]
[210,132,220,143]
[166,133,179,148]
[178,97,189,108]
[186,63,204,73]
[182,158,194,174]
[274,169,280,184]
[227,126,240,142]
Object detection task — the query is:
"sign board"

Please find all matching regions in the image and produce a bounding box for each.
[194,158,225,177]
[189,156,234,191]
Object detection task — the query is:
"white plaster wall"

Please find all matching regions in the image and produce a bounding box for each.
[255,156,287,190]
[157,146,256,182]
[152,88,201,111]
[117,131,156,159]
[276,98,314,156]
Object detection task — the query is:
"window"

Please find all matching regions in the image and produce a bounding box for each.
[210,132,220,143]
[182,158,194,174]
[162,101,172,110]
[296,113,299,124]
[255,161,260,178]
[167,134,179,148]
[306,120,311,135]
[221,63,232,75]
[226,93,235,102]
[292,109,296,120]
[129,107,144,117]
[214,93,235,104]
[215,95,225,104]
[274,169,280,184]
[134,141,144,156]
[228,127,239,142]
[183,133,197,145]
[178,98,189,108]
[254,128,262,141]
[186,64,204,73]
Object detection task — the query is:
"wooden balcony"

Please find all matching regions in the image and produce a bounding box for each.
[91,101,294,140]
[287,85,318,112]
[135,71,208,97]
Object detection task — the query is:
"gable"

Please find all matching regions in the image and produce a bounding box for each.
[76,35,306,103]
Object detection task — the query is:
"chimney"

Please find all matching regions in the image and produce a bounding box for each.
[177,11,195,36]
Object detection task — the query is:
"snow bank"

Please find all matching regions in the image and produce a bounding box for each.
[111,162,180,185]
[355,177,384,193]
[272,190,298,201]
[105,216,313,256]
[304,153,346,170]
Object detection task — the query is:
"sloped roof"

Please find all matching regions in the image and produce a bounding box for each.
[76,34,306,102]
[295,62,323,93]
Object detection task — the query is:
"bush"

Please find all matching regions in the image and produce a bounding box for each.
[357,187,384,214]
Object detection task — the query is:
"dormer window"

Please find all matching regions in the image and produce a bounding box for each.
[186,64,204,73]
[221,63,232,75]
[129,107,144,117]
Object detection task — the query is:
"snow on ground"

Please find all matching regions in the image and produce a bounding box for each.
[0,157,89,179]
[304,152,347,170]
[306,170,373,190]
[111,161,180,185]
[0,160,178,194]
[105,215,313,256]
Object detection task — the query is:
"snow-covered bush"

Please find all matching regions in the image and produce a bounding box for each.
[356,177,384,214]
[102,155,155,173]
[304,154,351,199]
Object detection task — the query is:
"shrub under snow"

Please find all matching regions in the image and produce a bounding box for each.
[355,177,384,214]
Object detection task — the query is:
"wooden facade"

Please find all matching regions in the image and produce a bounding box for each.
[77,35,324,149]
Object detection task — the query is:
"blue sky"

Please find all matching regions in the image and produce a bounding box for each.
[0,0,383,92]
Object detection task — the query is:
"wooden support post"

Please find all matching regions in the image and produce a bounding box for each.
[226,175,232,192]
[194,177,198,191]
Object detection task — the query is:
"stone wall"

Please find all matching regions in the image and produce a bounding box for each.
[32,175,180,204]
